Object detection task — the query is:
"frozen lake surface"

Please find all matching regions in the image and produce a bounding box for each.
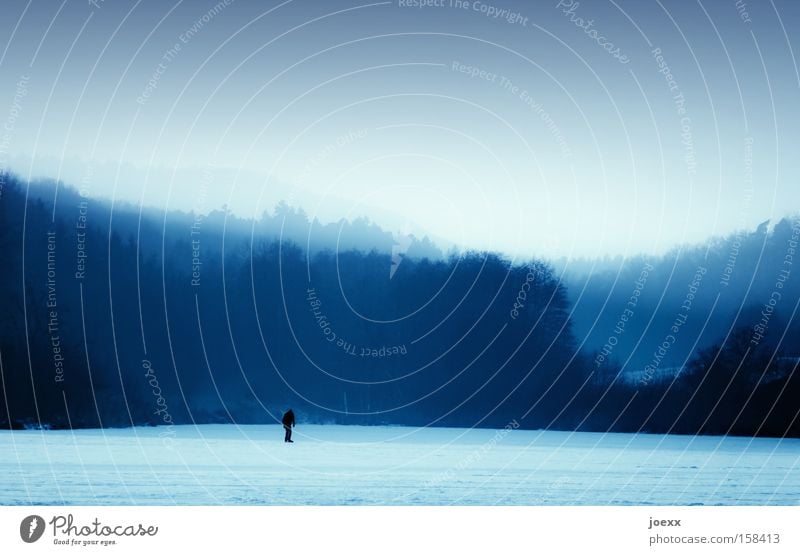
[1,424,798,505]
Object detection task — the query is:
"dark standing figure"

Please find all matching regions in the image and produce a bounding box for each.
[282,409,295,443]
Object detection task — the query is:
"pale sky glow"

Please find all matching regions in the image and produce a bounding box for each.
[1,0,798,258]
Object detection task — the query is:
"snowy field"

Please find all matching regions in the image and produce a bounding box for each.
[1,424,798,505]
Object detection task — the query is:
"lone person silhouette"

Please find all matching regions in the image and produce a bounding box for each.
[282,409,295,443]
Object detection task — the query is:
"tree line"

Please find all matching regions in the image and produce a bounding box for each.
[1,173,797,437]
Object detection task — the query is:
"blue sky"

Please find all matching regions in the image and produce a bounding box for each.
[1,0,798,258]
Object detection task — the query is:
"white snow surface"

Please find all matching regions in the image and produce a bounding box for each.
[1,424,798,505]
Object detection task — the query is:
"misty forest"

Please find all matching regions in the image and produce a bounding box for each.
[1,172,798,437]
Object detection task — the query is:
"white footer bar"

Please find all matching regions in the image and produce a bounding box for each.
[1,506,797,554]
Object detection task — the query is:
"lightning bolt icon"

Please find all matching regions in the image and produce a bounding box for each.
[28,517,39,539]
[390,224,413,279]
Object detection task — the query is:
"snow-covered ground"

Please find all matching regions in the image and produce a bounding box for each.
[1,424,798,505]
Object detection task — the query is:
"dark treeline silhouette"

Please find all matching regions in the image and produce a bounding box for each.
[1,173,798,437]
[559,219,800,375]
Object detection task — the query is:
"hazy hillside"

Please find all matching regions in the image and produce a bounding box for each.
[2,173,798,437]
